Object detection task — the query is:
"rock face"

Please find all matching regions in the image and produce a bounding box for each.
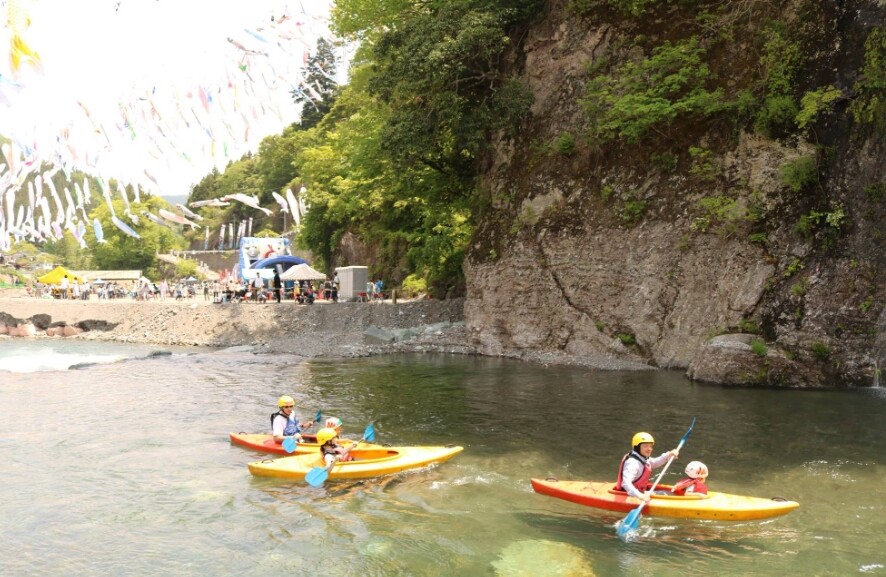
[465,0,885,387]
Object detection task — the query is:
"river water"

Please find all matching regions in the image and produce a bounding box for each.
[1,340,884,576]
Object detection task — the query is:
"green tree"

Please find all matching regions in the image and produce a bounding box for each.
[90,196,184,275]
[293,38,340,129]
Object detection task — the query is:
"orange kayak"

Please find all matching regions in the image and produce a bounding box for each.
[531,478,799,521]
[229,432,367,455]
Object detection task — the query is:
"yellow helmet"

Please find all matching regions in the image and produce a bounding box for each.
[278,395,295,408]
[632,432,655,447]
[316,427,338,445]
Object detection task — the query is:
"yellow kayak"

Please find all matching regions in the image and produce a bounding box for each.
[248,445,464,480]
[531,479,799,521]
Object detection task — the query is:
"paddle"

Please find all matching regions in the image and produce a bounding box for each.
[282,410,323,453]
[616,417,696,540]
[305,422,377,487]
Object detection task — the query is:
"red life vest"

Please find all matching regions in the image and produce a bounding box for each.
[615,451,652,492]
[671,477,708,495]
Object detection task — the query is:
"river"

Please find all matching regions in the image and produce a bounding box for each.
[1,340,883,576]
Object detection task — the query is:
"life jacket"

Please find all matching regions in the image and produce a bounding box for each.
[615,450,652,492]
[270,411,302,436]
[319,440,354,463]
[333,444,354,462]
[671,477,708,495]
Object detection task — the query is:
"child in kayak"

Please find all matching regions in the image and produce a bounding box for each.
[325,416,343,436]
[616,431,681,503]
[316,427,354,465]
[671,461,709,495]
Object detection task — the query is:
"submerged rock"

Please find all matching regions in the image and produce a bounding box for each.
[491,539,595,577]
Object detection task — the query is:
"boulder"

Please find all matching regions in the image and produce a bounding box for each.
[76,319,118,332]
[62,325,83,337]
[491,539,595,577]
[15,322,37,337]
[0,312,19,327]
[29,313,52,329]
[687,333,823,387]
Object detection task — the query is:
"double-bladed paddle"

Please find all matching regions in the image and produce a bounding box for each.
[617,417,696,540]
[305,422,377,487]
[282,410,323,453]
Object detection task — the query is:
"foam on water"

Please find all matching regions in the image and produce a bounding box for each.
[0,340,176,373]
[0,349,126,373]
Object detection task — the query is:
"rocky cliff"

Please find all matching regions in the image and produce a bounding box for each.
[465,0,885,387]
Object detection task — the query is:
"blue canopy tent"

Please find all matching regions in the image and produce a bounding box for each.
[250,255,308,271]
[241,255,310,284]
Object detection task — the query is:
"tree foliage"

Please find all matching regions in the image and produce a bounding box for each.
[293,38,340,129]
[90,196,183,276]
[851,27,886,132]
[188,0,539,294]
[583,37,728,143]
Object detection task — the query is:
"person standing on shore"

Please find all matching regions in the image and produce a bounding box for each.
[60,275,69,299]
[252,272,264,303]
[273,270,282,303]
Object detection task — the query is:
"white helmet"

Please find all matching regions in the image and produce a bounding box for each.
[685,461,709,479]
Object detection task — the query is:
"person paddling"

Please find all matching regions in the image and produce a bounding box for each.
[271,395,315,445]
[671,461,709,495]
[316,427,353,464]
[615,432,680,503]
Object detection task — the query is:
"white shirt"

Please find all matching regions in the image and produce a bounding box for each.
[621,452,673,499]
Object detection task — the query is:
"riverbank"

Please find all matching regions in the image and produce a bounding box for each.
[0,290,472,358]
[0,289,653,369]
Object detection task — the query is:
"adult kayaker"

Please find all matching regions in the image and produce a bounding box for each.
[616,432,680,503]
[271,396,315,445]
[671,461,709,495]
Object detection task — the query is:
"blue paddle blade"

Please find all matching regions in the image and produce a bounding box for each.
[363,423,377,443]
[305,466,329,487]
[314,410,323,423]
[617,506,643,538]
[282,436,296,454]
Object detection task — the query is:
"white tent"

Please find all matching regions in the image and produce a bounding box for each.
[280,263,326,281]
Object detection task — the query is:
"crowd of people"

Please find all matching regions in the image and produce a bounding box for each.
[26,270,393,306]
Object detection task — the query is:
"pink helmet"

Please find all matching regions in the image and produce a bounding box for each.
[325,417,343,429]
[685,461,709,479]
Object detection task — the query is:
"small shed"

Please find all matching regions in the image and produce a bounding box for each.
[335,266,368,301]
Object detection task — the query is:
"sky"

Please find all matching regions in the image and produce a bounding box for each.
[0,0,340,197]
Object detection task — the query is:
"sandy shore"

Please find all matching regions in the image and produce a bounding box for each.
[0,290,471,358]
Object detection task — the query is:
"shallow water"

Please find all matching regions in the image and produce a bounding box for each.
[1,342,884,576]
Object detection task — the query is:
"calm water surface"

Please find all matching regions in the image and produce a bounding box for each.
[1,341,884,576]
